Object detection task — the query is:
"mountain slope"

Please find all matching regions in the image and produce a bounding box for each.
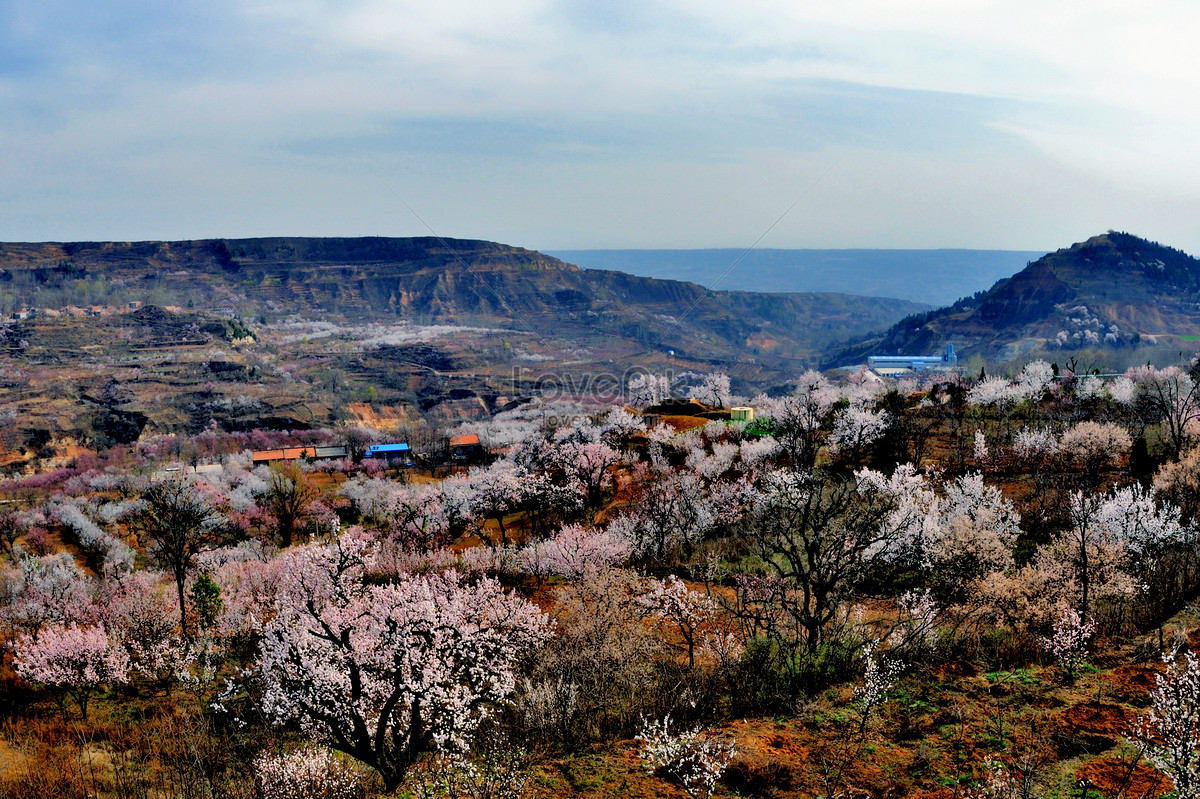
[0,237,927,365]
[828,232,1200,365]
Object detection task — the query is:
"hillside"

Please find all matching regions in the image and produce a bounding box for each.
[550,247,1044,306]
[0,237,925,365]
[3,351,1200,799]
[0,237,928,460]
[829,232,1200,366]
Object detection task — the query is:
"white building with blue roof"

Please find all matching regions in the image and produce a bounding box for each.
[867,344,958,376]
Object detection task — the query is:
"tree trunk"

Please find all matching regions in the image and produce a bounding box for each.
[1078,539,1090,620]
[176,571,190,640]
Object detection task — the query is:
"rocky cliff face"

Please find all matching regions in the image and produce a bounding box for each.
[0,236,927,365]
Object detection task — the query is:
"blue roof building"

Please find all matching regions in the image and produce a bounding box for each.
[365,442,411,460]
[868,344,958,375]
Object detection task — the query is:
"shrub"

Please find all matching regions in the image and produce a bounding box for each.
[255,746,368,799]
[637,715,736,799]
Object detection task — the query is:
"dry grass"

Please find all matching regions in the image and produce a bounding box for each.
[0,696,260,799]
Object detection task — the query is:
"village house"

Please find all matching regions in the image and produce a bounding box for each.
[251,446,317,465]
[449,433,483,463]
[365,443,412,463]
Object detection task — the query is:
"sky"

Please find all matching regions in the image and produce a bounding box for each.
[2,1,1199,252]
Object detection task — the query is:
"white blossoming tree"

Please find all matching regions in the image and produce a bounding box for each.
[637,715,736,799]
[757,370,838,468]
[967,377,1022,409]
[255,746,366,799]
[1129,365,1200,460]
[639,575,717,669]
[256,536,550,792]
[828,405,890,466]
[1059,421,1132,476]
[932,472,1022,588]
[626,373,672,409]
[686,372,734,408]
[1015,359,1055,399]
[854,639,903,734]
[1130,651,1200,799]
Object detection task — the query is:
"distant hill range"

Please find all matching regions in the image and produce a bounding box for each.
[0,237,927,366]
[548,248,1044,307]
[828,232,1200,367]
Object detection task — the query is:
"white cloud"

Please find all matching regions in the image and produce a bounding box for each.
[1,0,1199,250]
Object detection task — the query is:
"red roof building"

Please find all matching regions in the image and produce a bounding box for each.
[449,433,484,463]
[251,446,316,464]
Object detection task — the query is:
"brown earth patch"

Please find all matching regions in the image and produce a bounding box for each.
[1186,626,1200,651]
[1026,693,1065,709]
[723,753,797,796]
[934,660,979,679]
[1053,701,1134,756]
[1060,701,1133,739]
[305,471,346,491]
[714,720,807,797]
[905,791,957,799]
[342,402,421,430]
[1077,757,1170,799]
[43,442,94,468]
[661,415,711,433]
[0,449,31,469]
[1107,664,1164,705]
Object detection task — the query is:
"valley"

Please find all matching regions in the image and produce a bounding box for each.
[4,233,1200,799]
[0,237,930,467]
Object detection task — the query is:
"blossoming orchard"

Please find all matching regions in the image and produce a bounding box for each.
[5,362,1200,796]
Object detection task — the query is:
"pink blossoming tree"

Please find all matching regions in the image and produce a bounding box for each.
[255,536,550,791]
[561,441,624,509]
[14,623,130,718]
[1039,606,1095,683]
[517,523,630,583]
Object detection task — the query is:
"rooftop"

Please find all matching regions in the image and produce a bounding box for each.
[368,443,410,453]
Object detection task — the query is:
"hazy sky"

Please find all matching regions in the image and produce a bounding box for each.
[3,1,1199,252]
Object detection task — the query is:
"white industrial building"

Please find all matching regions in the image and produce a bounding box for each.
[867,344,958,377]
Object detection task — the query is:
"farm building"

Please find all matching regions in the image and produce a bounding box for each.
[867,344,958,376]
[449,433,483,463]
[365,443,411,462]
[251,445,348,465]
[312,445,349,461]
[251,447,316,465]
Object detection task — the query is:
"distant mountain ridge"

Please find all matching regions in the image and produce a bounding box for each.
[829,232,1200,366]
[0,237,928,366]
[548,248,1044,306]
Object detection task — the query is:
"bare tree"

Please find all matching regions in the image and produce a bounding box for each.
[0,509,21,558]
[742,469,900,658]
[134,477,226,638]
[265,461,318,547]
[1062,490,1105,621]
[341,426,376,463]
